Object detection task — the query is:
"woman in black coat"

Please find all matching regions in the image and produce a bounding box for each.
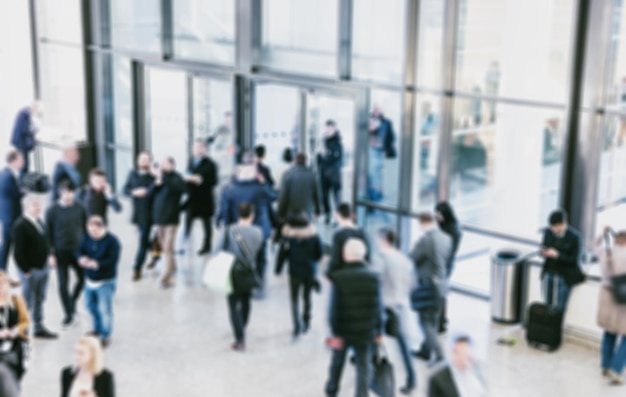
[435,201,462,333]
[61,336,114,397]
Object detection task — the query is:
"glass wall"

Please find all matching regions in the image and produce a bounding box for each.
[417,0,445,87]
[412,94,442,211]
[36,0,83,44]
[110,0,161,53]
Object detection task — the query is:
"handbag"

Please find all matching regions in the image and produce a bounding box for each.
[410,279,440,311]
[203,251,236,295]
[230,226,261,294]
[605,235,626,304]
[384,308,400,338]
[370,343,395,397]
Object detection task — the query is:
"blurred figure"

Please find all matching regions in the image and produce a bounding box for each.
[374,228,416,395]
[371,105,397,159]
[47,182,87,327]
[12,194,57,339]
[540,209,582,311]
[214,203,264,352]
[183,140,218,256]
[596,227,626,385]
[326,203,370,277]
[484,61,500,123]
[254,145,275,187]
[435,202,463,334]
[275,213,323,339]
[367,106,397,204]
[420,102,438,171]
[77,216,121,348]
[543,117,561,165]
[78,169,122,225]
[278,153,319,220]
[207,111,235,181]
[275,147,293,191]
[411,212,452,365]
[61,336,115,397]
[0,271,30,382]
[10,102,39,176]
[317,120,343,224]
[428,334,486,397]
[325,238,383,397]
[0,150,25,271]
[123,152,155,281]
[149,157,186,288]
[52,147,81,202]
[0,363,19,397]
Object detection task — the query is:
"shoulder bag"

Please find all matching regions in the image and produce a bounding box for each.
[202,228,236,294]
[230,226,261,294]
[605,235,626,304]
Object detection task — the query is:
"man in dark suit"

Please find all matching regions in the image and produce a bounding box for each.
[12,195,57,339]
[124,151,156,281]
[541,209,583,311]
[326,203,370,277]
[254,145,275,187]
[0,150,25,272]
[10,103,39,176]
[428,334,486,397]
[183,140,218,256]
[325,238,383,397]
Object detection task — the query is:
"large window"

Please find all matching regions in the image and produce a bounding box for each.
[606,0,626,108]
[173,0,236,64]
[417,0,445,88]
[36,0,83,44]
[110,0,161,53]
[112,58,133,147]
[261,0,338,76]
[412,95,442,211]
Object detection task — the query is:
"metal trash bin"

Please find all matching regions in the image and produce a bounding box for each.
[491,249,525,324]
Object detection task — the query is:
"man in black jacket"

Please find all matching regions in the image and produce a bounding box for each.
[123,151,156,281]
[318,120,343,224]
[278,153,320,220]
[325,238,383,397]
[149,157,187,288]
[541,209,583,311]
[12,195,57,339]
[183,140,218,255]
[326,203,370,277]
[79,168,122,224]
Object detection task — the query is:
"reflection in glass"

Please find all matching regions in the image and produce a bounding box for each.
[597,115,626,233]
[173,0,235,64]
[261,0,338,76]
[110,0,161,53]
[606,3,626,107]
[412,96,441,211]
[449,101,563,237]
[112,58,133,147]
[352,0,405,83]
[417,0,445,88]
[36,0,82,44]
[358,207,397,251]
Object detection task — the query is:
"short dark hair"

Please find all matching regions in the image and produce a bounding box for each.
[6,150,21,164]
[254,145,266,159]
[337,203,352,219]
[58,180,76,193]
[548,209,568,225]
[418,212,435,224]
[88,215,106,227]
[89,168,106,178]
[282,148,293,163]
[378,227,397,245]
[295,153,307,166]
[238,202,255,219]
[325,119,336,127]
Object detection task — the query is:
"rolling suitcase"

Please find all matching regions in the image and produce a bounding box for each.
[526,277,564,351]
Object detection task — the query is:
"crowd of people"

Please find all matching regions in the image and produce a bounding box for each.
[0,104,625,396]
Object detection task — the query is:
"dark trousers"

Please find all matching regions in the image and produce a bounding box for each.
[20,268,49,333]
[325,343,371,397]
[184,214,213,252]
[20,149,30,177]
[134,225,152,271]
[227,293,251,344]
[255,240,267,286]
[386,307,416,388]
[320,178,341,217]
[0,224,12,271]
[439,298,448,332]
[56,249,85,320]
[289,277,313,333]
[418,304,444,361]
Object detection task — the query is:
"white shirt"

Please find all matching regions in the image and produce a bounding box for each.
[450,364,487,397]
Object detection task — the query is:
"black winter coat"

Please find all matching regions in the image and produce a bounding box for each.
[318,133,343,187]
[185,157,218,217]
[275,224,322,280]
[61,367,115,397]
[12,217,49,273]
[149,171,187,226]
[123,170,155,227]
[329,262,383,346]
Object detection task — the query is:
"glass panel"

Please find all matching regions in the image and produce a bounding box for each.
[412,95,441,211]
[352,0,405,83]
[147,68,189,171]
[113,148,133,193]
[39,43,87,142]
[417,0,445,88]
[596,114,626,232]
[361,90,402,207]
[456,0,575,102]
[36,0,82,44]
[607,2,626,108]
[113,57,133,147]
[449,100,563,238]
[173,0,236,64]
[359,207,397,247]
[192,77,234,184]
[110,0,161,53]
[261,0,338,76]
[254,84,301,175]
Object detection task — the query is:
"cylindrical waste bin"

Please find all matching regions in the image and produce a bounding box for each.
[491,249,525,324]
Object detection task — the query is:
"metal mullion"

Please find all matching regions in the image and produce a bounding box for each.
[353,88,370,215]
[337,0,353,80]
[132,61,148,153]
[236,0,261,74]
[28,0,41,100]
[451,91,567,110]
[161,0,174,60]
[82,0,101,168]
[299,90,308,154]
[187,74,195,157]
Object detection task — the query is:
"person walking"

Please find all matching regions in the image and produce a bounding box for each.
[278,153,319,220]
[317,120,343,224]
[77,216,121,348]
[123,151,156,281]
[46,182,86,327]
[78,169,122,225]
[325,238,383,397]
[12,195,57,339]
[215,203,264,352]
[326,203,370,277]
[435,201,462,333]
[10,103,39,177]
[596,227,626,385]
[183,140,218,256]
[0,271,30,382]
[0,150,25,272]
[411,212,452,365]
[61,336,115,397]
[149,157,186,288]
[375,228,417,395]
[51,147,81,202]
[275,214,323,339]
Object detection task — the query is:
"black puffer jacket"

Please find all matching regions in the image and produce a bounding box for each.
[275,224,323,280]
[329,262,383,346]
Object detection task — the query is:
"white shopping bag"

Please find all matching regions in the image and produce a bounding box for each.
[202,251,235,294]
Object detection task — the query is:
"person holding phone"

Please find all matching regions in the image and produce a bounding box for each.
[61,336,114,397]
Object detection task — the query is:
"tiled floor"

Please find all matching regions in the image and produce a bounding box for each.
[10,201,624,396]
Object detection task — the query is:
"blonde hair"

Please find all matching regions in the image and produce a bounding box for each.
[78,336,104,374]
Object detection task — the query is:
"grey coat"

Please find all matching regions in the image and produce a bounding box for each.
[597,244,626,335]
[278,165,320,218]
[410,227,452,297]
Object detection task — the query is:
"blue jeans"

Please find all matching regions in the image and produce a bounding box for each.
[84,280,116,339]
[387,307,416,388]
[134,225,152,271]
[20,268,49,333]
[602,332,626,374]
[367,147,384,202]
[544,273,571,310]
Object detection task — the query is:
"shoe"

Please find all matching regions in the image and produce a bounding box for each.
[132,270,141,282]
[231,342,245,352]
[146,259,157,270]
[608,370,624,385]
[399,385,415,395]
[302,319,310,334]
[412,350,430,361]
[34,329,58,339]
[438,326,447,334]
[85,331,100,337]
[197,248,211,256]
[101,338,112,349]
[61,317,74,329]
[253,288,265,300]
[161,279,173,289]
